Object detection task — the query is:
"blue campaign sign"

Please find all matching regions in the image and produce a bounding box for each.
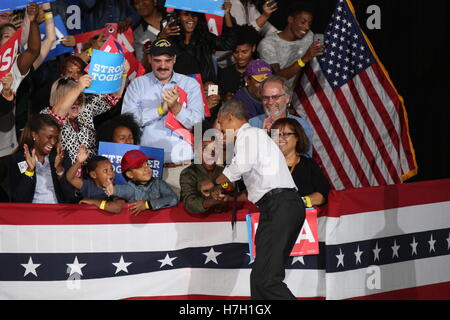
[98,142,165,185]
[165,0,224,17]
[39,15,74,61]
[1,0,55,13]
[84,49,124,94]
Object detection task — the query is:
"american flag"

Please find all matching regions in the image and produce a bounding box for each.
[294,0,417,190]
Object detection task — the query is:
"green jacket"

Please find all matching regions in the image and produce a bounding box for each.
[179,164,224,214]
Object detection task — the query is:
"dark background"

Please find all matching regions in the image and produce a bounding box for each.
[266,0,450,183]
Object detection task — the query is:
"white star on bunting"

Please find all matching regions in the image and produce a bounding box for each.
[112,256,132,274]
[202,248,222,264]
[354,245,363,264]
[373,242,381,262]
[391,240,400,258]
[292,256,305,265]
[67,256,87,276]
[336,248,345,267]
[21,257,41,277]
[158,254,177,268]
[428,234,436,253]
[410,237,418,256]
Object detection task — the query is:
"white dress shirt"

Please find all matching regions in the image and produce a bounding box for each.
[223,123,296,203]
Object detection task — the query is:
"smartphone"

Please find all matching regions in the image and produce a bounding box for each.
[207,84,219,96]
[313,33,324,46]
[105,23,118,38]
[266,0,277,7]
[313,33,324,55]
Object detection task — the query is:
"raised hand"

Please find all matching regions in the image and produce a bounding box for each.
[27,2,39,23]
[77,74,92,91]
[23,144,36,172]
[76,144,90,164]
[262,0,278,17]
[54,144,65,173]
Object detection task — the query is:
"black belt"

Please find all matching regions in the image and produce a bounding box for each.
[255,188,297,207]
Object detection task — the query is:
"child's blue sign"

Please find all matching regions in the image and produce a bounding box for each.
[165,0,224,17]
[98,142,165,185]
[1,0,55,13]
[84,49,124,94]
[39,15,74,61]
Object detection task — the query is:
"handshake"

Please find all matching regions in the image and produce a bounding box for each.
[200,180,233,201]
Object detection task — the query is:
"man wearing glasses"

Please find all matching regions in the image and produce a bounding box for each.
[249,75,313,157]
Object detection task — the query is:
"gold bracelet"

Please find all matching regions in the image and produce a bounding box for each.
[24,170,35,177]
[44,12,53,19]
[297,58,305,67]
[99,200,107,210]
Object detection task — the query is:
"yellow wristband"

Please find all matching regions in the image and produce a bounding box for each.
[157,104,165,116]
[122,73,128,78]
[44,12,53,19]
[99,200,107,210]
[24,170,35,177]
[145,201,150,209]
[297,58,305,67]
[304,196,312,208]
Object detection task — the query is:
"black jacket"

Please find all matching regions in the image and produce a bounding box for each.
[7,149,77,203]
[171,21,237,83]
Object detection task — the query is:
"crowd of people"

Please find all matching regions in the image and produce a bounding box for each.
[0,0,331,215]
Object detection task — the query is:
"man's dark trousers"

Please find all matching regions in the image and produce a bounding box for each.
[250,189,306,300]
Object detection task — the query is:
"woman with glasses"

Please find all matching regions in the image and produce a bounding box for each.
[41,60,129,164]
[271,117,330,207]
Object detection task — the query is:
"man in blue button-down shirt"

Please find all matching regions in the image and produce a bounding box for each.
[121,38,204,197]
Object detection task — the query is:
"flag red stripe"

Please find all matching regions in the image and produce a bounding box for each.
[334,87,387,185]
[358,69,402,155]
[306,67,371,187]
[347,77,402,184]
[296,70,353,188]
[0,202,257,226]
[370,63,416,171]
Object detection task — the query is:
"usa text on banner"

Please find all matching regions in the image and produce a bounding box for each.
[0,28,22,79]
[293,0,417,190]
[247,208,319,260]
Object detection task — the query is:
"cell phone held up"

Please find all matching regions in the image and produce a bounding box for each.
[207,84,219,96]
[313,33,325,55]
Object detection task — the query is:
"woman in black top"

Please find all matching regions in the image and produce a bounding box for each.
[159,3,237,83]
[271,117,331,206]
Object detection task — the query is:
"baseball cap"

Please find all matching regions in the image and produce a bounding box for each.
[121,150,154,173]
[245,59,272,82]
[149,38,176,57]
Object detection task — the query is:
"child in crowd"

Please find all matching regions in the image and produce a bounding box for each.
[66,145,125,213]
[104,149,178,215]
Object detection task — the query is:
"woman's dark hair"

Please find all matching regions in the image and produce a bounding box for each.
[58,56,87,77]
[17,114,60,152]
[271,117,310,155]
[85,156,110,174]
[96,113,142,146]
[172,9,210,48]
[235,24,261,47]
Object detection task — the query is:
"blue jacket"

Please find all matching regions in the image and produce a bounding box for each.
[114,178,178,210]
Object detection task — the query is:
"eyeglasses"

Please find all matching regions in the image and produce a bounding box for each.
[271,131,297,138]
[262,94,286,102]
